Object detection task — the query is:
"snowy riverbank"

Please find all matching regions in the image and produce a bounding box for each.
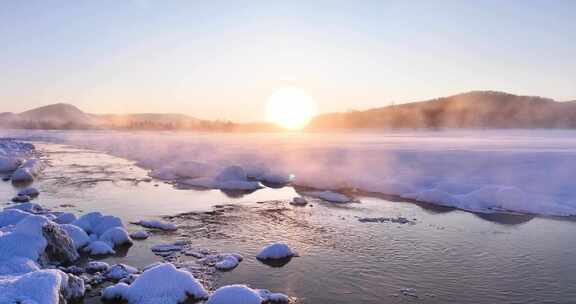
[6,129,576,216]
[0,139,293,303]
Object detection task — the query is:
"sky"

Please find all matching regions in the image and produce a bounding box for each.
[0,0,575,122]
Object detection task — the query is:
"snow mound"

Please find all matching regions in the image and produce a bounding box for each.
[83,241,115,256]
[136,219,177,231]
[102,263,208,303]
[304,191,352,203]
[6,202,48,214]
[257,289,290,303]
[256,242,295,260]
[415,189,460,207]
[0,209,31,227]
[207,285,263,304]
[72,212,124,236]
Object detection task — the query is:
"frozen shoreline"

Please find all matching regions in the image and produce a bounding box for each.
[6,129,576,216]
[0,139,293,303]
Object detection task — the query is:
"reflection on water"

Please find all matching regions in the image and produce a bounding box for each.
[1,143,576,304]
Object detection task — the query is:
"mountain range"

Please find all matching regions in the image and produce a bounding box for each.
[1,91,575,130]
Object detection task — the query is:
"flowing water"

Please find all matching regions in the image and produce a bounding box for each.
[2,142,576,304]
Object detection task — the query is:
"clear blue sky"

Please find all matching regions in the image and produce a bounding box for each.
[1,0,575,121]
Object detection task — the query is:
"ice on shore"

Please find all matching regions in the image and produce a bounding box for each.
[102,263,208,304]
[60,224,89,249]
[136,219,177,231]
[9,130,576,216]
[304,191,352,203]
[256,242,295,260]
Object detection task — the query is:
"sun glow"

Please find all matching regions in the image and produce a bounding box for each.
[265,87,318,130]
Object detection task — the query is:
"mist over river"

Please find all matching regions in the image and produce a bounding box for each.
[2,130,576,303]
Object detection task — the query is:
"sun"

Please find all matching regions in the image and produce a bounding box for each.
[265,87,318,130]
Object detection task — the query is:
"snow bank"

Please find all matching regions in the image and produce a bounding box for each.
[12,129,576,216]
[71,212,131,255]
[256,242,295,260]
[102,263,208,303]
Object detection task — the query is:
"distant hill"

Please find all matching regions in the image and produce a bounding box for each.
[0,103,279,132]
[309,91,576,129]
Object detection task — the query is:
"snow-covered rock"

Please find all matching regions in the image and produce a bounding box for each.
[6,202,48,214]
[86,261,110,273]
[54,212,77,225]
[416,189,460,207]
[259,172,293,185]
[136,219,177,231]
[214,253,243,271]
[257,289,290,303]
[83,241,115,256]
[207,285,263,304]
[99,226,133,247]
[0,269,85,304]
[0,215,48,261]
[291,197,308,206]
[256,242,295,260]
[18,187,40,198]
[41,221,79,264]
[72,212,124,236]
[104,263,138,281]
[0,209,30,227]
[0,157,21,172]
[215,165,248,182]
[0,257,39,276]
[130,230,150,240]
[304,191,352,203]
[102,263,208,303]
[60,224,90,250]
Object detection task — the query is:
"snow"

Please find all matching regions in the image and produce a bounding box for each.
[102,263,208,303]
[10,129,576,216]
[130,230,150,240]
[83,241,115,255]
[304,191,352,203]
[207,285,263,304]
[256,242,295,260]
[54,212,77,224]
[0,257,39,276]
[99,226,133,247]
[136,219,177,231]
[0,215,48,261]
[104,263,138,281]
[257,289,290,303]
[214,253,243,271]
[0,269,83,304]
[0,209,31,227]
[6,202,48,214]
